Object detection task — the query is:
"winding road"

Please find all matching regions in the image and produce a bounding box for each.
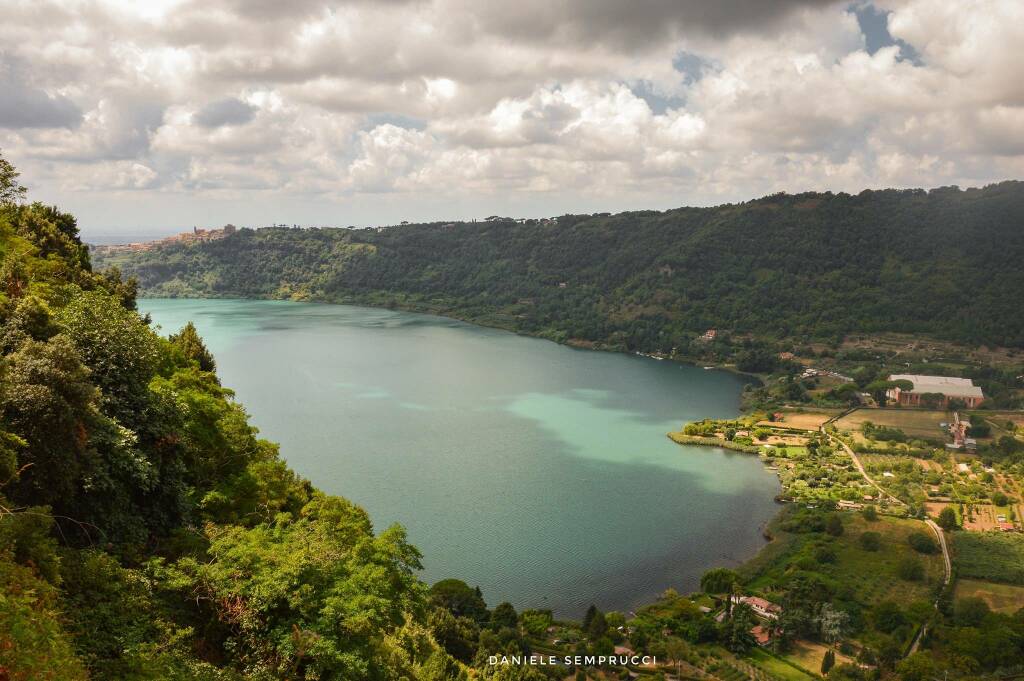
[819,417,952,657]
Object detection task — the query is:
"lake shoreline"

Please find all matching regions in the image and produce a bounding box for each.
[136,291,765,385]
[140,296,782,619]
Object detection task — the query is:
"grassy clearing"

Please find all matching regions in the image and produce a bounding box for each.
[774,410,841,431]
[743,511,944,609]
[836,408,949,440]
[784,640,854,676]
[952,532,1024,585]
[955,578,1024,613]
[746,648,819,681]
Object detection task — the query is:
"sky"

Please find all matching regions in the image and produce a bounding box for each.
[1,0,1022,237]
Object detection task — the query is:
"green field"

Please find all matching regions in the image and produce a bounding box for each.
[836,408,949,440]
[746,648,818,681]
[743,510,945,608]
[955,579,1024,613]
[952,532,1024,585]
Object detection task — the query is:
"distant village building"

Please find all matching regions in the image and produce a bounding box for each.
[886,374,985,408]
[699,329,717,342]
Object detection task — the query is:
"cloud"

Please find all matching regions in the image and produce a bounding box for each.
[0,58,82,129]
[193,97,258,128]
[451,0,844,50]
[0,0,1020,230]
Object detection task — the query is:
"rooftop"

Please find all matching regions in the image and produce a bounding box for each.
[889,374,984,399]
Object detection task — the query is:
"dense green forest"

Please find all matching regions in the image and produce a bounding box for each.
[97,182,1024,354]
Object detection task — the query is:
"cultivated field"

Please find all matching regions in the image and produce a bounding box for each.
[836,408,950,440]
[961,504,1011,532]
[953,532,1024,585]
[955,579,1024,613]
[769,410,840,431]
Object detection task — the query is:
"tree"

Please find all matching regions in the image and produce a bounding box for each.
[721,604,756,653]
[937,506,959,530]
[169,321,216,373]
[871,601,906,633]
[907,531,937,554]
[896,556,924,581]
[816,604,850,644]
[859,531,881,551]
[897,652,937,681]
[861,505,878,521]
[700,567,739,594]
[953,597,990,626]
[586,609,608,640]
[821,649,836,675]
[54,288,161,430]
[582,604,599,631]
[0,150,28,205]
[162,495,425,678]
[1,336,101,516]
[490,602,518,630]
[825,514,844,537]
[429,579,488,621]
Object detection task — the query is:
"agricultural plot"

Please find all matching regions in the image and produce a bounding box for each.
[745,514,945,609]
[783,641,855,676]
[955,579,1024,613]
[835,408,949,441]
[770,410,840,432]
[952,532,1024,585]
[961,504,1012,532]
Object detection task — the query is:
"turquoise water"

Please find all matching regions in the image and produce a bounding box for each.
[141,298,780,617]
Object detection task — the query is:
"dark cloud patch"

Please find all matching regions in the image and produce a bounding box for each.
[461,0,843,51]
[853,2,922,64]
[194,98,258,128]
[0,60,82,129]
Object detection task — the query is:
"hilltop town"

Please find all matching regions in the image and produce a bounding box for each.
[94,223,239,253]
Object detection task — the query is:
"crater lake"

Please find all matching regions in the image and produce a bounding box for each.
[141,298,781,617]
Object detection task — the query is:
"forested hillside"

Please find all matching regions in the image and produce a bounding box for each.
[96,182,1024,352]
[0,159,482,679]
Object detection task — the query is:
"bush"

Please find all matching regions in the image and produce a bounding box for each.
[896,556,925,581]
[907,531,938,554]
[859,531,882,551]
[861,505,878,521]
[814,544,838,563]
[937,506,959,531]
[825,514,844,537]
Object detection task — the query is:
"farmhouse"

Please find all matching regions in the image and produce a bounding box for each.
[886,374,985,408]
[730,595,782,620]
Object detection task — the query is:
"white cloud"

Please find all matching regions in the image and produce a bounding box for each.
[0,0,1021,231]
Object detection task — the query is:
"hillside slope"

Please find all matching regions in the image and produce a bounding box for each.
[96,182,1024,351]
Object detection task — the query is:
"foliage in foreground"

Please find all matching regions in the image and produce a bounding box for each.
[0,154,462,679]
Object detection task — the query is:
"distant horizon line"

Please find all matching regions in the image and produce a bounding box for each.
[80,178,1022,244]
